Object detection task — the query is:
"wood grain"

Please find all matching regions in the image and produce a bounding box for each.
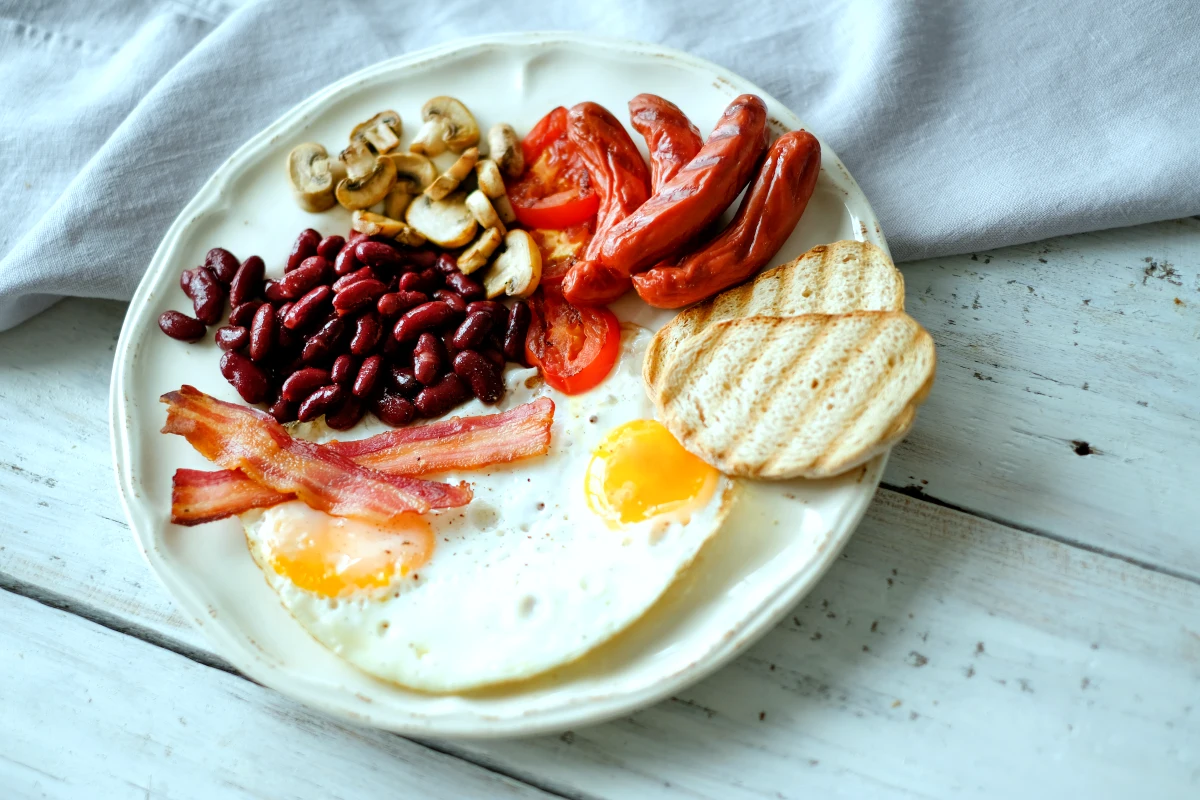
[2,219,1200,797]
[889,219,1200,576]
[0,590,551,799]
[453,490,1200,798]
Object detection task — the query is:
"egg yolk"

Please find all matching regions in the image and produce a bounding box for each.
[254,504,433,598]
[585,419,719,526]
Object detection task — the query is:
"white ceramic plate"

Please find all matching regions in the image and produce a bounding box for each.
[111,32,889,738]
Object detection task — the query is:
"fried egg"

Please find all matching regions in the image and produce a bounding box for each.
[243,325,735,692]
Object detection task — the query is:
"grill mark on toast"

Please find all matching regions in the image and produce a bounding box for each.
[806,316,918,474]
[754,312,891,474]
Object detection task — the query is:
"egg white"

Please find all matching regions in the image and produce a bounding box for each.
[244,325,735,693]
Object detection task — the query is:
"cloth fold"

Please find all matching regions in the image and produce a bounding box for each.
[2,0,1197,331]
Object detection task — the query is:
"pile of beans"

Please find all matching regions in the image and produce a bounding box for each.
[158,228,531,429]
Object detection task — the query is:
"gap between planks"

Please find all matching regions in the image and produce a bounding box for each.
[0,576,587,800]
[879,482,1200,588]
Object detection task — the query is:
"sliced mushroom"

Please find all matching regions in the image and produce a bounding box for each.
[351,111,402,154]
[465,190,506,235]
[405,191,477,249]
[426,147,480,201]
[409,96,479,157]
[351,210,427,247]
[484,230,541,299]
[335,143,397,210]
[475,158,507,198]
[287,143,338,212]
[457,227,504,275]
[474,158,517,223]
[488,123,524,178]
[492,192,517,225]
[381,152,437,218]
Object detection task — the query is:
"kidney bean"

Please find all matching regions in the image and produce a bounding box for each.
[205,248,240,284]
[419,267,443,288]
[281,367,332,402]
[355,240,404,269]
[301,317,345,364]
[433,253,459,274]
[392,301,455,342]
[376,290,427,319]
[316,234,346,261]
[283,284,331,331]
[334,278,387,316]
[434,289,466,316]
[440,330,460,360]
[333,245,359,277]
[268,397,298,424]
[297,384,346,422]
[503,301,531,363]
[215,324,249,351]
[405,248,439,270]
[466,300,506,321]
[413,333,445,386]
[247,301,275,361]
[219,351,270,403]
[332,267,377,293]
[330,354,356,386]
[398,271,436,293]
[287,228,321,272]
[372,390,415,427]
[158,310,206,342]
[180,268,199,296]
[229,255,265,306]
[325,396,364,430]
[388,366,420,397]
[279,256,328,299]
[352,355,383,398]
[347,230,369,246]
[482,347,506,371]
[444,271,484,301]
[187,266,226,324]
[415,373,470,417]
[453,350,503,404]
[450,310,492,350]
[350,312,382,355]
[229,300,262,327]
[263,280,287,303]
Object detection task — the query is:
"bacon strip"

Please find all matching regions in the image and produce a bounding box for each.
[169,397,555,526]
[161,386,471,523]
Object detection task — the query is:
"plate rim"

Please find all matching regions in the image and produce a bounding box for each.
[110,30,890,738]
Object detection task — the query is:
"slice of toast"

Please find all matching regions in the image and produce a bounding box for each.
[655,311,936,479]
[644,240,904,400]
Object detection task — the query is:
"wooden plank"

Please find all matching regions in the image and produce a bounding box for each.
[452,490,1200,798]
[887,218,1200,575]
[0,590,552,800]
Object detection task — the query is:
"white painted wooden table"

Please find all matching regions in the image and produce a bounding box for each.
[3,220,1199,799]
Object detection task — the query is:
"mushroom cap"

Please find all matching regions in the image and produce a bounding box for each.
[457,227,504,275]
[465,189,506,235]
[335,148,397,211]
[475,158,507,198]
[351,210,427,247]
[351,110,402,154]
[411,96,479,156]
[385,152,437,193]
[287,142,337,212]
[425,147,480,201]
[488,123,524,178]
[484,230,542,299]
[404,191,478,249]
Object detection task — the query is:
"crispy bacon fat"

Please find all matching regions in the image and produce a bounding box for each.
[161,386,473,523]
[167,395,555,526]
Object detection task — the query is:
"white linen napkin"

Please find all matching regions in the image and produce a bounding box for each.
[2,0,1197,330]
